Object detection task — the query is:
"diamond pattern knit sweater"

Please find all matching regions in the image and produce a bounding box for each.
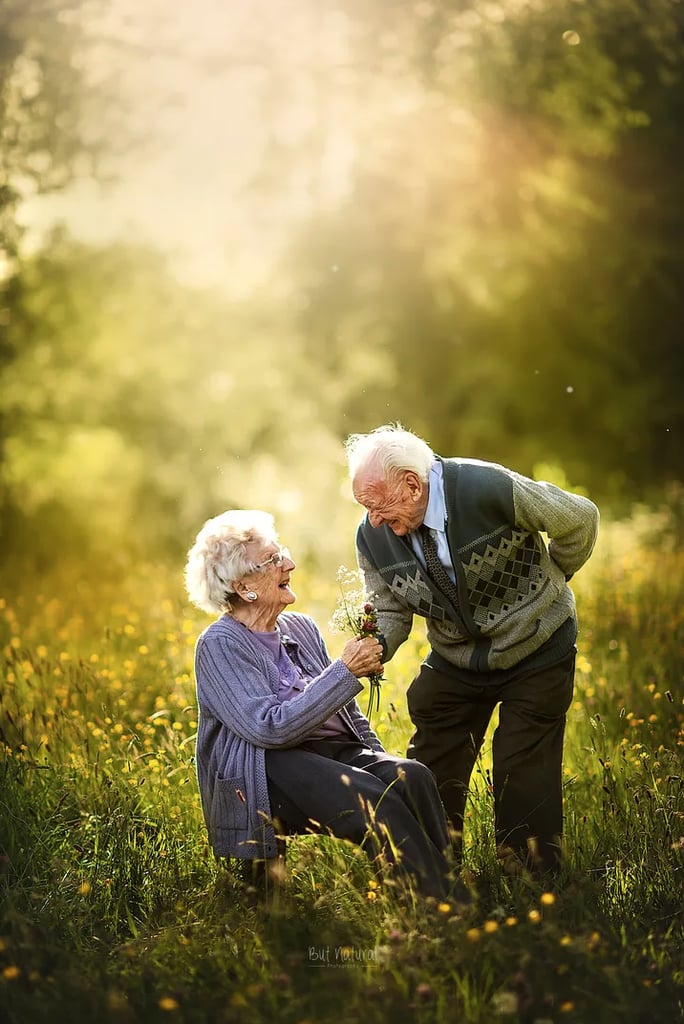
[356,457,599,673]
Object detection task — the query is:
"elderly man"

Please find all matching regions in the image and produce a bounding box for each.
[344,424,599,877]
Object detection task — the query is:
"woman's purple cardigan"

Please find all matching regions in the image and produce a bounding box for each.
[193,611,384,860]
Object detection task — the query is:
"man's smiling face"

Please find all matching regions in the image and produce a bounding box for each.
[352,465,429,536]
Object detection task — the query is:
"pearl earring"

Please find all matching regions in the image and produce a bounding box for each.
[245,591,258,602]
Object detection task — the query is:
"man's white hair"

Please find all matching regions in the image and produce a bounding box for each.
[184,509,277,614]
[344,424,435,483]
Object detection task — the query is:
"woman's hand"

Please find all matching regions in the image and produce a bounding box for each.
[340,636,383,679]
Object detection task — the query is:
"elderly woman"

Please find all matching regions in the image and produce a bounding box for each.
[184,508,453,899]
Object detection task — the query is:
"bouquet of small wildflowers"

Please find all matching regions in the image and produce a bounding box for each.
[330,567,385,721]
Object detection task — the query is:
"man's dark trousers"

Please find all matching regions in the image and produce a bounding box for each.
[406,650,576,875]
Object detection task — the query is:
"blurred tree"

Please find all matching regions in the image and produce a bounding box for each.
[0,233,362,570]
[278,0,684,499]
[0,0,110,264]
[1,233,257,557]
[0,0,138,555]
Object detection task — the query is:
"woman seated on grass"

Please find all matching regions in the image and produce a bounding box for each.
[184,508,456,900]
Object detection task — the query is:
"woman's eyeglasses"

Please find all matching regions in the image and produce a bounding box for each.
[253,547,291,571]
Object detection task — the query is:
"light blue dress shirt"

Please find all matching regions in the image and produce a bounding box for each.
[409,460,457,584]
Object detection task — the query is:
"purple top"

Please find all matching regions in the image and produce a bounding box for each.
[250,628,352,740]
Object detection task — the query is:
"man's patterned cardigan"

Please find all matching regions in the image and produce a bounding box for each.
[356,457,600,674]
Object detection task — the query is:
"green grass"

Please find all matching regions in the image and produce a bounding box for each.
[1,512,683,1023]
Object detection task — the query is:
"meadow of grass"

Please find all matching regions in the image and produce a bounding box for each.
[1,505,683,1024]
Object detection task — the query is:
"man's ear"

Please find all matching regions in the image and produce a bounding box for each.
[404,470,425,501]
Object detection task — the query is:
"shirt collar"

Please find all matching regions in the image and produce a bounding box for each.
[423,460,446,532]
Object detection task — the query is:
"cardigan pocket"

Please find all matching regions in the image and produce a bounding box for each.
[210,774,249,833]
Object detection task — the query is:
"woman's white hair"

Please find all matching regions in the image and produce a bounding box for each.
[184,509,278,614]
[344,424,435,483]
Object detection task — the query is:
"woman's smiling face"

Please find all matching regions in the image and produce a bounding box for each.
[241,539,297,613]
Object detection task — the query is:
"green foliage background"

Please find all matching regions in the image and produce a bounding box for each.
[1,0,683,566]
